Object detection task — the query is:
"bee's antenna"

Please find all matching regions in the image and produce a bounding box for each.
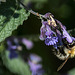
[57,55,70,71]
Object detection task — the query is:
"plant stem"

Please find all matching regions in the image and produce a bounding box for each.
[18,0,46,19]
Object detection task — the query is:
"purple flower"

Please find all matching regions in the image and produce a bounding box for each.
[7,40,17,50]
[39,20,56,40]
[40,20,59,46]
[44,26,58,46]
[29,54,42,63]
[45,36,58,46]
[6,37,34,59]
[39,13,75,53]
[7,40,18,59]
[22,38,33,50]
[45,25,56,36]
[56,19,73,43]
[62,27,73,43]
[28,54,44,75]
[45,13,54,18]
[28,60,42,75]
[56,30,63,46]
[9,51,18,59]
[39,21,48,40]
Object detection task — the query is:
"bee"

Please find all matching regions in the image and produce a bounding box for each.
[53,41,75,71]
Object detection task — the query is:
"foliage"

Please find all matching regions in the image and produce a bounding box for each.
[0,0,30,43]
[1,50,31,75]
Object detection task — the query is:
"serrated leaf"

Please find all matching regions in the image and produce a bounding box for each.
[0,0,30,43]
[1,50,31,75]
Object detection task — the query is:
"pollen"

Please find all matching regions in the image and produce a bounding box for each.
[70,46,75,58]
[50,16,57,27]
[48,20,50,25]
[68,50,71,54]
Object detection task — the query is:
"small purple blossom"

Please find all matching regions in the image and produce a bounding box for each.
[39,21,48,40]
[45,13,54,18]
[45,36,58,46]
[9,51,18,59]
[22,38,33,50]
[7,40,17,50]
[45,25,55,36]
[7,40,18,59]
[56,29,63,46]
[39,20,58,46]
[28,54,44,75]
[28,60,42,75]
[39,16,59,47]
[56,19,73,43]
[62,27,73,43]
[29,54,42,63]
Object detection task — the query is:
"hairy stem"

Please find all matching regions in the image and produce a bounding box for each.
[18,0,46,19]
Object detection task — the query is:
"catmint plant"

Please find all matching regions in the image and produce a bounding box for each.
[6,36,45,75]
[6,36,33,59]
[18,1,75,71]
[0,0,75,75]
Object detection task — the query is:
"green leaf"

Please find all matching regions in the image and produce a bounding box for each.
[68,68,75,75]
[0,0,30,43]
[0,43,5,53]
[1,50,31,75]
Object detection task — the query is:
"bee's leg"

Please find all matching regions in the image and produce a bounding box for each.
[57,55,70,71]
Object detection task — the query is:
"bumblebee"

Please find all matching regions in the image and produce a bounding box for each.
[53,41,75,71]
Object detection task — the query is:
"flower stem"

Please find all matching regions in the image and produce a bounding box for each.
[18,0,46,19]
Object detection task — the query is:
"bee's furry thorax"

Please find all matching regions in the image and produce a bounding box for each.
[53,44,75,60]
